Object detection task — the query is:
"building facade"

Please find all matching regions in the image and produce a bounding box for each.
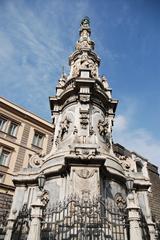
[0,97,53,230]
[113,143,160,229]
[3,17,160,240]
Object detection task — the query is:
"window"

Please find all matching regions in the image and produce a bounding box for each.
[0,149,10,166]
[8,122,18,137]
[0,117,7,132]
[0,116,19,137]
[32,131,44,148]
[0,173,4,183]
[136,161,143,173]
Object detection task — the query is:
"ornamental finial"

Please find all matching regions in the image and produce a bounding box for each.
[75,17,94,51]
[80,16,91,36]
[80,16,90,28]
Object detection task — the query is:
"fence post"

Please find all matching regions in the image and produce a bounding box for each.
[27,191,44,240]
[127,192,142,240]
[4,214,16,240]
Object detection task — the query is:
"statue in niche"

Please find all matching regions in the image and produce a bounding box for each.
[86,127,96,144]
[81,52,88,66]
[72,52,97,78]
[98,117,112,147]
[98,118,109,137]
[58,74,67,87]
[80,53,94,69]
[60,117,71,140]
[81,29,89,38]
[101,75,109,90]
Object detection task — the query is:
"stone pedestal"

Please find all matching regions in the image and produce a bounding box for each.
[127,192,142,240]
[127,207,142,240]
[4,218,15,240]
[147,222,156,240]
[27,192,44,240]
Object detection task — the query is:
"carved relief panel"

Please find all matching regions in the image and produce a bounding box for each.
[71,52,98,78]
[79,109,89,129]
[70,167,100,198]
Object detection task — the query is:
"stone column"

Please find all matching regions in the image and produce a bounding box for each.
[4,185,26,240]
[27,192,44,240]
[143,191,156,240]
[4,217,15,240]
[127,192,142,240]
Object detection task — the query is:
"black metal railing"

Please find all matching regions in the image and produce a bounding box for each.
[41,195,128,240]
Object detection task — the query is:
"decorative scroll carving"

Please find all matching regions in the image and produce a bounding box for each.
[29,154,43,168]
[75,169,96,179]
[119,155,132,171]
[80,109,89,129]
[114,193,127,210]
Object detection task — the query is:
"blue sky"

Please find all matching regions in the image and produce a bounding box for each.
[0,0,160,167]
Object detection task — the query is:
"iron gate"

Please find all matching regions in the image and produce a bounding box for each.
[41,195,128,240]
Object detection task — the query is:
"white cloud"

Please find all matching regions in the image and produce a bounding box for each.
[114,114,127,131]
[113,113,160,168]
[0,0,89,118]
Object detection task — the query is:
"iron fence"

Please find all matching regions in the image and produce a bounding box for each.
[41,195,128,240]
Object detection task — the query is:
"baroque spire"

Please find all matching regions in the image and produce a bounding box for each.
[69,17,100,79]
[76,16,94,51]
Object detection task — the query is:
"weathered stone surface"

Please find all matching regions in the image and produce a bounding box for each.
[5,17,156,240]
